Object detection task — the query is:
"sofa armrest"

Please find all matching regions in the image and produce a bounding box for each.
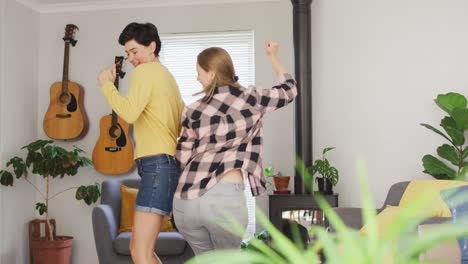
[420,217,451,225]
[92,204,119,263]
[329,207,367,232]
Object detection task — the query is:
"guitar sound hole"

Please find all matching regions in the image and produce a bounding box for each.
[109,125,121,138]
[59,92,71,105]
[67,94,78,112]
[116,123,127,147]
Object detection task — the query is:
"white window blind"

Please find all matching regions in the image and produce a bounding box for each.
[160,31,256,240]
[160,30,255,105]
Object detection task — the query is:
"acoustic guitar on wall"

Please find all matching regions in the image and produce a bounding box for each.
[43,24,89,140]
[92,56,134,175]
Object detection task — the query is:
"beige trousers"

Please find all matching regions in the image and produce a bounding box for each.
[173,182,248,255]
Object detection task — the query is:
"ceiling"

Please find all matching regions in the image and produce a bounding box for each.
[15,0,278,13]
[29,0,225,4]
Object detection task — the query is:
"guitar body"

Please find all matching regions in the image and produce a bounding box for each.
[43,81,89,140]
[92,115,134,175]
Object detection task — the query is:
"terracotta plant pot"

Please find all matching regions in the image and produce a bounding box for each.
[273,176,290,190]
[31,236,73,264]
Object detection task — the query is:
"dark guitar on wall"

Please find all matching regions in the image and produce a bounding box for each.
[43,24,89,140]
[92,56,135,175]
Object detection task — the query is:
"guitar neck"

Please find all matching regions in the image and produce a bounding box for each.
[62,42,70,93]
[111,77,120,125]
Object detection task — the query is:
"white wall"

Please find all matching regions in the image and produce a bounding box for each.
[0,0,5,262]
[1,1,39,263]
[37,1,293,263]
[312,0,468,207]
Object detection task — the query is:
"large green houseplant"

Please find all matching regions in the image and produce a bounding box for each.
[0,139,100,263]
[420,92,468,180]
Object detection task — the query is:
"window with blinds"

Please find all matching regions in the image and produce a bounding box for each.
[159,31,256,240]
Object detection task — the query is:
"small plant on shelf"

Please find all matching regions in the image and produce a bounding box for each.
[264,166,290,191]
[308,147,339,194]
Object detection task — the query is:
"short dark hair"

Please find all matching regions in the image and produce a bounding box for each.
[118,22,161,57]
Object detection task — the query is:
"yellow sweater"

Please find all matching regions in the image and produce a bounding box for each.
[100,60,184,159]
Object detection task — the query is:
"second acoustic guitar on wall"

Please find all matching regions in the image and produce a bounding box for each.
[92,56,135,175]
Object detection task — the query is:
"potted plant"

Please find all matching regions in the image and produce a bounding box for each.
[308,147,339,194]
[420,92,468,180]
[264,166,290,191]
[0,139,100,264]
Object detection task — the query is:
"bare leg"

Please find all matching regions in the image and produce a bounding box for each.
[130,211,164,264]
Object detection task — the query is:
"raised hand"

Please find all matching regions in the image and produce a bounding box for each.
[265,40,279,58]
[264,40,287,79]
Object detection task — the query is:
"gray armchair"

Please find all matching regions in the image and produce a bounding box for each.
[92,178,194,264]
[330,181,450,231]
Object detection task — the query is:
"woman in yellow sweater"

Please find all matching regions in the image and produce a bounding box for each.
[97,22,184,264]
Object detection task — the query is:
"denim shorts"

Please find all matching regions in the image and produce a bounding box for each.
[134,154,180,216]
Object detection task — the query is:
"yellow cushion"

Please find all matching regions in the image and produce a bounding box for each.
[119,184,176,233]
[399,180,468,217]
[359,205,402,236]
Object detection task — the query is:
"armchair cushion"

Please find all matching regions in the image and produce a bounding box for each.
[331,180,455,235]
[119,184,176,233]
[399,180,468,217]
[359,206,401,236]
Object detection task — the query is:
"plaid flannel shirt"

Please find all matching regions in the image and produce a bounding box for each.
[175,73,297,199]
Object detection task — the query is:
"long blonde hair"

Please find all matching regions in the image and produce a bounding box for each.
[197,47,241,103]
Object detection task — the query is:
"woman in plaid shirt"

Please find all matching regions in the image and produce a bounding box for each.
[173,40,297,255]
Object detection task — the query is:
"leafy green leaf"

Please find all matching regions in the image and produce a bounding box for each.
[440,116,457,128]
[440,116,465,146]
[264,166,273,177]
[436,144,461,167]
[452,107,468,131]
[75,186,86,200]
[0,171,14,186]
[443,125,465,146]
[35,202,47,215]
[75,184,101,205]
[435,92,467,115]
[6,157,27,179]
[22,139,53,152]
[463,145,468,160]
[420,123,453,144]
[322,147,335,155]
[457,166,468,181]
[422,155,457,179]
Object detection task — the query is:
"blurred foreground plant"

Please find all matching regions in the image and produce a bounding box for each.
[186,159,468,264]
